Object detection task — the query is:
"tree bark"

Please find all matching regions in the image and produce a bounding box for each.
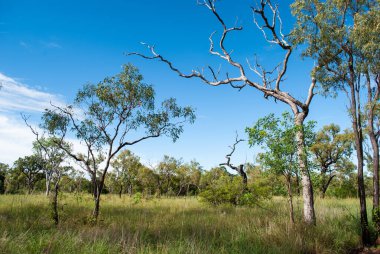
[51,182,59,225]
[348,58,371,246]
[294,112,316,225]
[91,173,101,221]
[370,131,380,233]
[45,171,51,196]
[366,72,380,234]
[93,194,100,220]
[320,174,335,199]
[119,185,123,198]
[237,164,248,190]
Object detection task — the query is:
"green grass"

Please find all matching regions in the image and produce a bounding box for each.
[0,194,363,253]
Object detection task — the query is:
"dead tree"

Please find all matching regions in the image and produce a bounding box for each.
[130,0,316,224]
[219,134,247,189]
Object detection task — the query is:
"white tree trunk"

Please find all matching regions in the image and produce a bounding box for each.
[295,112,316,225]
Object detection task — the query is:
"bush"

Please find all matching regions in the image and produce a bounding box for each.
[199,175,258,206]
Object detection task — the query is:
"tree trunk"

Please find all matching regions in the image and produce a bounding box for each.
[45,171,51,196]
[93,193,100,220]
[286,174,295,225]
[91,173,101,221]
[294,112,316,225]
[237,164,248,191]
[27,178,33,195]
[177,185,183,196]
[366,72,380,235]
[119,185,123,198]
[129,184,133,197]
[370,132,380,233]
[348,62,371,246]
[320,174,335,199]
[51,182,59,225]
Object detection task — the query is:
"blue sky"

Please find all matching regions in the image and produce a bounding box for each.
[0,0,350,170]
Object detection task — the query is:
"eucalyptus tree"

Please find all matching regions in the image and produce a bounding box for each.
[186,160,203,195]
[111,149,142,197]
[175,160,203,196]
[157,155,182,195]
[247,112,315,224]
[41,64,195,220]
[136,165,159,196]
[13,155,45,194]
[310,124,353,198]
[31,137,69,197]
[291,0,379,244]
[131,0,318,224]
[30,137,71,224]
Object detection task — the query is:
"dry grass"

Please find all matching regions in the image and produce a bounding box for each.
[0,194,363,253]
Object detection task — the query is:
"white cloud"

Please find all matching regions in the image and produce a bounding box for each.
[0,112,88,167]
[0,73,67,165]
[0,115,35,165]
[0,73,65,113]
[19,41,29,49]
[42,41,62,49]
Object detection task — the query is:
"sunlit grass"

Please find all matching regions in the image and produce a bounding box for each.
[0,194,362,253]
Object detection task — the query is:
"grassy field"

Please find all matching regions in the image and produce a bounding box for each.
[0,194,366,253]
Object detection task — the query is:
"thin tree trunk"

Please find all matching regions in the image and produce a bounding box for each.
[92,173,101,221]
[51,181,59,225]
[93,182,102,221]
[370,132,380,233]
[320,174,335,199]
[366,72,380,234]
[294,112,316,225]
[119,185,123,198]
[45,171,51,196]
[93,194,100,220]
[349,61,371,245]
[177,185,183,196]
[27,177,33,195]
[237,164,248,191]
[129,184,133,197]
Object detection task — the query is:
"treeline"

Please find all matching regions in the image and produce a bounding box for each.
[0,135,368,201]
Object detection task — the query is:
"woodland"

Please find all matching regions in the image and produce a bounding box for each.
[0,0,379,253]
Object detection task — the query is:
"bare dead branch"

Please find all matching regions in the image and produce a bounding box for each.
[129,0,316,117]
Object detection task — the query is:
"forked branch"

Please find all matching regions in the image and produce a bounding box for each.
[219,133,248,187]
[129,0,315,116]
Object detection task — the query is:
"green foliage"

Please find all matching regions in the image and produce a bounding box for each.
[13,155,45,194]
[310,124,354,196]
[199,175,241,206]
[246,112,315,178]
[0,162,9,194]
[132,192,143,204]
[291,0,379,95]
[41,63,195,176]
[199,167,257,206]
[110,149,142,195]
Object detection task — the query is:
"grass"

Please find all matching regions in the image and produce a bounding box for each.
[0,194,364,253]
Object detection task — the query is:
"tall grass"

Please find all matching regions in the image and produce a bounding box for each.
[0,194,362,253]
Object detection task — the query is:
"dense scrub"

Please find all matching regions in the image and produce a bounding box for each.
[0,194,362,253]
